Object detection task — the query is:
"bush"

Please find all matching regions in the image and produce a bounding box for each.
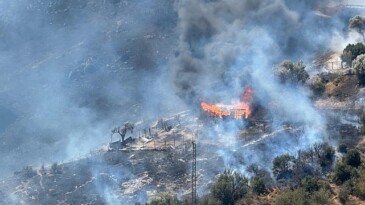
[344,149,361,168]
[352,54,365,85]
[318,144,335,168]
[199,196,222,205]
[333,163,353,185]
[307,188,331,205]
[338,182,351,204]
[272,154,295,180]
[302,177,320,193]
[274,188,306,205]
[147,193,182,205]
[273,60,309,85]
[338,144,348,154]
[50,162,62,174]
[310,76,326,97]
[251,176,266,195]
[352,166,365,199]
[341,43,365,66]
[275,186,332,205]
[21,166,37,179]
[210,170,249,205]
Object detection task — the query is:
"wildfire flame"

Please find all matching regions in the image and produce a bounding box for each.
[201,87,253,119]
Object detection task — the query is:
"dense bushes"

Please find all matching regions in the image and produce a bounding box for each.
[352,54,365,85]
[272,154,295,180]
[344,149,361,168]
[210,170,249,205]
[273,60,309,85]
[139,144,363,205]
[251,176,266,195]
[353,166,365,199]
[333,162,353,185]
[310,76,326,97]
[274,185,331,205]
[341,43,365,66]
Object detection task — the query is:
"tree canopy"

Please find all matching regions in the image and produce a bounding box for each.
[273,60,309,85]
[344,149,361,168]
[341,43,365,66]
[352,54,365,85]
[272,154,295,180]
[210,170,249,205]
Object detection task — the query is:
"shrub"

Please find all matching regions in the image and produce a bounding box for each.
[338,144,348,154]
[333,163,353,185]
[302,177,320,193]
[147,193,182,205]
[50,162,62,174]
[341,43,365,66]
[21,166,37,179]
[310,76,326,97]
[274,188,306,205]
[344,149,361,168]
[353,166,365,199]
[308,188,331,205]
[318,144,335,168]
[210,170,249,205]
[273,60,309,85]
[272,154,295,180]
[251,176,266,195]
[338,183,351,204]
[199,196,222,205]
[352,54,365,85]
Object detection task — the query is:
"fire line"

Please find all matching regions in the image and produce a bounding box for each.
[200,87,253,119]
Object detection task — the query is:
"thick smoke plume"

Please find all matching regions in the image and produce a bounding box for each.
[170,0,357,178]
[0,0,180,176]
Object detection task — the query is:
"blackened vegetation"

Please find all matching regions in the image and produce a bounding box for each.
[272,143,335,188]
[139,144,365,205]
[0,146,191,205]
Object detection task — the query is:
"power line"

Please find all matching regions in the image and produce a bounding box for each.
[191,141,197,205]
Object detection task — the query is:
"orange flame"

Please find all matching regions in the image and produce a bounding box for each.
[200,87,253,119]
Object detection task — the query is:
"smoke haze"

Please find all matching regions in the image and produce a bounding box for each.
[0,0,364,198]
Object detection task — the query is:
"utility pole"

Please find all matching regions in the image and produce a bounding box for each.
[191,141,197,205]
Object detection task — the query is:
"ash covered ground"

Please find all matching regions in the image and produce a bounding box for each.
[0,103,362,205]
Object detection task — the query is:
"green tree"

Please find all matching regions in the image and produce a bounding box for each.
[344,149,361,167]
[210,170,249,205]
[251,176,266,195]
[353,166,365,199]
[273,60,309,85]
[308,188,331,205]
[272,154,295,180]
[148,193,182,205]
[341,43,365,66]
[349,15,365,42]
[310,76,326,97]
[318,144,335,168]
[333,163,353,185]
[337,144,348,154]
[352,54,365,85]
[302,177,319,193]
